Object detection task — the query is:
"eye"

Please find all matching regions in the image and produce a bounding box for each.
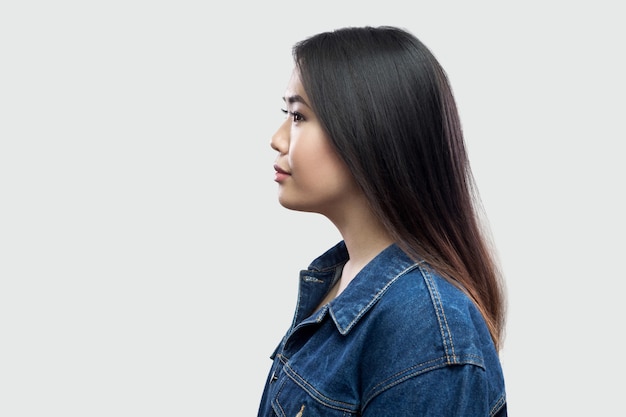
[281,109,305,123]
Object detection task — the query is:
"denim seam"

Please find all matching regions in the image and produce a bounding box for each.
[362,358,486,410]
[282,361,359,413]
[419,265,457,362]
[489,393,507,417]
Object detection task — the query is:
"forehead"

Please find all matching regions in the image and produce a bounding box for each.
[284,68,307,101]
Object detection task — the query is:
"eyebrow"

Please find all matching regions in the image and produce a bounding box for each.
[283,94,311,108]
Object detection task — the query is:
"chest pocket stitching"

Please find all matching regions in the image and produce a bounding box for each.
[281,361,359,413]
[273,377,355,417]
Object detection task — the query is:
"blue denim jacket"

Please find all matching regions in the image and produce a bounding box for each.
[257,241,507,417]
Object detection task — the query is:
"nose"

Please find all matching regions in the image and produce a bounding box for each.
[270,119,289,154]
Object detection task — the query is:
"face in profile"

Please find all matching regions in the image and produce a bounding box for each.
[270,69,362,220]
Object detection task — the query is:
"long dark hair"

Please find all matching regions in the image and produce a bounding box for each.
[293,26,506,350]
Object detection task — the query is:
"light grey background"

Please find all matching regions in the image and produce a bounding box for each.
[1,1,624,415]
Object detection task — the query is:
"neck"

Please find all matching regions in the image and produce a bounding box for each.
[329,204,394,295]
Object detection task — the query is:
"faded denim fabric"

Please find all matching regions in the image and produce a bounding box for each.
[257,241,507,417]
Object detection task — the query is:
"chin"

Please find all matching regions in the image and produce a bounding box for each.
[278,199,304,212]
[277,196,316,214]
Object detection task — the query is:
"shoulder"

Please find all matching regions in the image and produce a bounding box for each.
[358,265,506,412]
[364,264,498,367]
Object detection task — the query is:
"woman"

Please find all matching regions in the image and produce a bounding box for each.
[258,25,507,416]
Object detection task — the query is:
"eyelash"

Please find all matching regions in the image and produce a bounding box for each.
[281,108,305,122]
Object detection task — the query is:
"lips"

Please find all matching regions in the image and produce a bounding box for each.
[273,164,290,175]
[273,164,291,182]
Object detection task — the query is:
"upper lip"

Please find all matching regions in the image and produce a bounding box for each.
[274,164,290,175]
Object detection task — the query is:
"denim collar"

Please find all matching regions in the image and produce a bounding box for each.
[295,241,422,335]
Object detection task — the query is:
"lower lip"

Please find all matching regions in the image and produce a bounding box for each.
[274,172,290,182]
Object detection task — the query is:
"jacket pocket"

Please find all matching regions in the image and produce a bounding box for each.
[271,375,357,417]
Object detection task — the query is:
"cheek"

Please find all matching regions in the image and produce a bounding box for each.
[291,135,340,171]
